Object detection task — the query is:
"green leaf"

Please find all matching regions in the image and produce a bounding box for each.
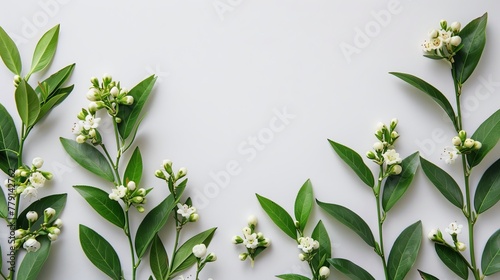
[124,146,142,185]
[256,193,296,240]
[17,194,66,230]
[170,227,217,275]
[294,179,313,232]
[389,72,458,130]
[328,139,374,188]
[35,63,75,100]
[475,158,500,213]
[454,13,488,84]
[467,109,500,168]
[60,137,115,182]
[0,26,22,75]
[418,270,440,280]
[317,200,375,248]
[311,220,331,269]
[482,229,500,275]
[387,220,422,280]
[28,24,59,76]
[150,234,168,280]
[35,86,73,123]
[15,80,40,127]
[328,258,375,280]
[117,75,157,140]
[435,244,468,279]
[74,185,125,228]
[17,238,51,280]
[79,225,122,280]
[276,274,310,280]
[0,103,19,175]
[135,194,177,259]
[420,156,463,209]
[0,186,7,218]
[382,152,420,212]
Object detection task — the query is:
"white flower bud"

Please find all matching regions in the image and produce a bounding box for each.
[189,213,199,222]
[232,235,243,244]
[123,95,134,105]
[13,75,22,87]
[48,233,58,241]
[464,138,475,148]
[298,253,306,261]
[127,181,136,191]
[23,238,41,252]
[192,244,207,258]
[239,253,248,261]
[88,102,99,112]
[76,135,86,143]
[452,136,462,146]
[110,86,119,97]
[264,237,271,247]
[206,252,217,262]
[178,167,187,178]
[90,76,99,86]
[373,142,384,152]
[44,207,56,220]
[319,266,330,278]
[102,73,112,83]
[451,21,461,32]
[247,215,258,226]
[456,241,466,251]
[474,141,482,150]
[391,131,399,139]
[32,157,44,169]
[428,29,439,38]
[392,165,402,175]
[26,211,38,222]
[86,88,99,101]
[428,229,438,241]
[120,87,129,94]
[242,227,251,236]
[53,218,63,228]
[450,36,462,46]
[376,122,385,131]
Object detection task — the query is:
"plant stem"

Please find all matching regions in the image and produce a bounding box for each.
[124,208,137,280]
[375,165,389,280]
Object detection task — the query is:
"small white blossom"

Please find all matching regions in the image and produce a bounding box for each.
[243,233,259,249]
[439,30,452,43]
[110,87,119,97]
[373,142,384,151]
[76,135,86,143]
[297,237,319,253]
[464,138,475,148]
[48,233,58,241]
[451,21,461,32]
[456,241,466,251]
[127,181,136,191]
[23,238,41,252]
[445,222,463,235]
[441,147,459,164]
[428,229,439,241]
[83,114,101,130]
[22,186,38,199]
[53,218,63,228]
[176,203,196,218]
[192,243,207,258]
[32,157,44,169]
[382,149,402,165]
[450,36,462,46]
[452,136,462,146]
[242,227,252,236]
[29,172,46,188]
[109,185,127,201]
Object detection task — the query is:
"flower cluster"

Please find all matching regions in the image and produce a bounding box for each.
[422,20,463,62]
[108,180,149,212]
[428,222,466,252]
[10,157,52,199]
[155,159,188,194]
[366,119,402,176]
[232,215,270,267]
[15,208,63,252]
[72,74,134,144]
[297,236,320,261]
[441,130,481,164]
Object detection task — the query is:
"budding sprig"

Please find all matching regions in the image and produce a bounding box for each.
[15,208,63,253]
[232,215,270,267]
[108,180,150,213]
[441,130,482,165]
[422,20,463,63]
[155,159,188,196]
[428,222,467,253]
[11,157,53,200]
[192,244,217,280]
[366,119,402,181]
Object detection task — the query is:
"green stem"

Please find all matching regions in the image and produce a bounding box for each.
[195,259,201,280]
[124,208,137,280]
[375,165,389,280]
[308,260,317,280]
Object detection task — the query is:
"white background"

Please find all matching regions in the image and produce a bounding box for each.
[1,1,500,279]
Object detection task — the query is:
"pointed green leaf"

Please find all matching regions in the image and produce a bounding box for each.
[17,238,51,280]
[467,109,500,168]
[256,193,296,240]
[0,26,22,75]
[418,270,440,280]
[420,156,463,208]
[475,158,500,213]
[35,86,73,123]
[328,258,375,280]
[482,229,500,275]
[74,185,125,228]
[15,80,40,127]
[150,234,168,280]
[317,200,375,248]
[28,24,59,76]
[35,63,75,100]
[135,194,177,259]
[328,139,374,188]
[0,103,19,175]
[17,194,66,230]
[117,75,157,140]
[276,274,310,280]
[382,152,420,212]
[389,72,458,130]
[294,179,313,232]
[79,225,122,280]
[0,186,7,219]
[435,244,468,279]
[387,221,422,280]
[311,220,331,269]
[60,137,115,182]
[124,146,142,185]
[454,13,487,84]
[170,227,217,275]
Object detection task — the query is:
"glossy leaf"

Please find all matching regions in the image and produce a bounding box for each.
[317,200,375,248]
[17,238,51,280]
[170,227,217,275]
[0,186,7,218]
[35,86,73,123]
[256,193,296,240]
[454,13,487,84]
[475,158,500,213]
[150,234,168,280]
[387,221,422,280]
[124,146,142,185]
[468,109,500,168]
[0,103,19,175]
[328,258,375,280]
[74,185,125,228]
[15,80,40,127]
[276,274,310,280]
[60,137,115,182]
[28,24,59,76]
[482,229,500,275]
[79,225,122,280]
[0,26,22,75]
[328,139,374,188]
[382,152,419,212]
[311,220,331,269]
[135,194,177,259]
[389,72,458,130]
[35,63,75,100]
[117,75,157,140]
[294,179,313,232]
[435,244,468,279]
[420,156,463,209]
[418,270,440,280]
[17,194,66,230]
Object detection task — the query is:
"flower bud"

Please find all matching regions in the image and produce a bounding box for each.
[53,218,63,228]
[456,241,466,251]
[23,238,41,252]
[132,196,144,203]
[15,229,27,239]
[451,21,461,32]
[48,233,58,241]
[90,77,99,87]
[127,181,136,191]
[162,159,173,173]
[450,36,462,46]
[88,102,99,113]
[440,19,447,29]
[192,244,207,258]
[391,165,402,175]
[44,207,56,222]
[458,130,467,141]
[86,88,100,101]
[298,253,306,261]
[206,252,217,262]
[239,253,248,261]
[464,138,475,148]
[247,215,258,226]
[13,75,22,87]
[390,118,398,130]
[474,141,482,150]
[177,167,187,178]
[428,29,439,38]
[120,87,129,95]
[110,87,119,97]
[189,213,199,222]
[76,135,86,143]
[256,232,264,239]
[232,235,243,244]
[115,117,122,123]
[26,211,38,222]
[155,169,166,179]
[137,188,146,196]
[242,227,251,236]
[452,136,462,146]
[102,73,112,84]
[32,157,44,169]
[48,227,61,235]
[263,237,271,247]
[391,131,399,139]
[366,151,376,160]
[123,95,134,105]
[319,266,330,278]
[373,142,384,152]
[136,205,145,213]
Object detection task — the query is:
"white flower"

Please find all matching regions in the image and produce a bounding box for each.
[445,222,463,235]
[247,215,258,226]
[48,233,58,241]
[192,243,207,258]
[422,40,433,52]
[177,203,196,218]
[430,37,443,50]
[83,114,101,130]
[29,172,46,188]
[428,29,439,38]
[391,165,402,175]
[451,21,461,32]
[123,96,134,105]
[32,157,44,169]
[319,266,331,278]
[243,233,259,249]
[439,30,452,43]
[382,149,402,165]
[23,238,41,252]
[22,186,38,199]
[45,207,56,219]
[441,147,458,164]
[53,218,63,228]
[109,185,127,201]
[298,253,306,261]
[242,227,252,236]
[464,138,475,148]
[450,36,461,46]
[298,237,319,253]
[373,142,384,152]
[72,122,83,135]
[26,211,38,222]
